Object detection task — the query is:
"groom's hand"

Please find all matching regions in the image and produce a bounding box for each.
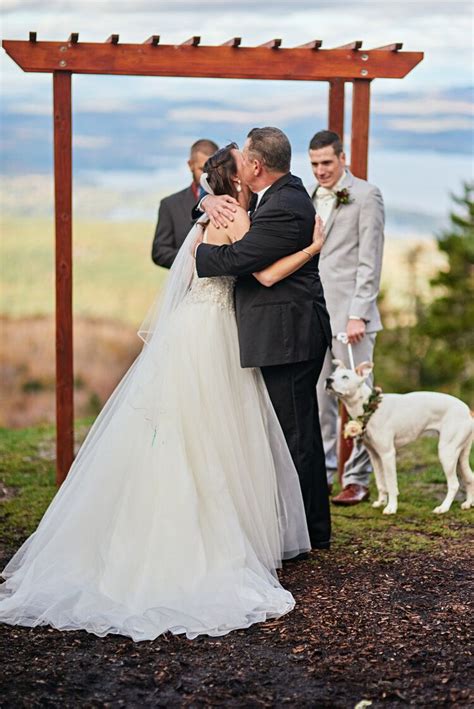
[346,318,366,344]
[202,195,238,229]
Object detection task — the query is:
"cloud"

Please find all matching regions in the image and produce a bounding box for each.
[386,117,473,132]
[373,96,473,116]
[73,134,112,149]
[167,102,326,125]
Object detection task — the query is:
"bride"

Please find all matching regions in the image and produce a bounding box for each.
[0,143,325,642]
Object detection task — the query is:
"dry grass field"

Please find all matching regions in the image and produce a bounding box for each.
[1,216,447,428]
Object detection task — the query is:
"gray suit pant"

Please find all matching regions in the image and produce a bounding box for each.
[316,333,376,487]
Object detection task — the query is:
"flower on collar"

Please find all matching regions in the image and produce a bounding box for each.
[343,386,383,439]
[335,188,352,208]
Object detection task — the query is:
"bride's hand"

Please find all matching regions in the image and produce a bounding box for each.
[202,195,238,229]
[312,215,326,252]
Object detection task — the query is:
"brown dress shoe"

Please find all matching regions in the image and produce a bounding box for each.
[331,483,369,506]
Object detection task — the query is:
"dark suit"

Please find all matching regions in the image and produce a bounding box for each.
[152,186,196,268]
[196,173,332,547]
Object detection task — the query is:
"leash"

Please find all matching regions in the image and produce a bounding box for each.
[336,332,355,370]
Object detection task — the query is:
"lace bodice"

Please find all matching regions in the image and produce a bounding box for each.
[185,229,236,312]
[187,271,235,312]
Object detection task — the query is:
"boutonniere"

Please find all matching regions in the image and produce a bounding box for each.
[335,188,353,208]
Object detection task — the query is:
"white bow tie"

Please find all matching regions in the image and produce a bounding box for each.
[317,186,336,199]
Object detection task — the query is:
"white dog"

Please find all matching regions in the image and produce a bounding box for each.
[326,360,474,515]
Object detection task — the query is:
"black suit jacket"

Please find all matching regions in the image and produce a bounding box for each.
[152,186,196,269]
[195,173,332,368]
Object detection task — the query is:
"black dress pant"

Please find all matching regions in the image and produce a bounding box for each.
[261,346,331,549]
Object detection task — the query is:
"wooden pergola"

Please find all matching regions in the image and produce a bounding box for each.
[2,34,423,485]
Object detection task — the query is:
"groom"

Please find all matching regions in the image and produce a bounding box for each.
[195,127,332,550]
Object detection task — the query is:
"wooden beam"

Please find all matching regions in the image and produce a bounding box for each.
[328,79,345,142]
[296,39,322,49]
[1,41,424,80]
[371,43,403,51]
[259,39,282,49]
[351,79,371,179]
[333,41,363,50]
[106,34,119,44]
[68,33,79,44]
[53,71,74,486]
[221,37,241,47]
[182,36,200,46]
[144,35,160,46]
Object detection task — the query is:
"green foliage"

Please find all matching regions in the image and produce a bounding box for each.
[416,182,474,398]
[376,183,474,403]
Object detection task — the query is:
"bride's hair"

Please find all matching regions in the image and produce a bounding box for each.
[204,142,239,199]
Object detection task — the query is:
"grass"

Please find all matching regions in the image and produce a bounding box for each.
[1,424,472,557]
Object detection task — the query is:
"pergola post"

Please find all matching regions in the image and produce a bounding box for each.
[53,71,74,485]
[328,79,345,143]
[350,79,371,180]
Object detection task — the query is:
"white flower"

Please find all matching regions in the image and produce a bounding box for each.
[344,419,364,439]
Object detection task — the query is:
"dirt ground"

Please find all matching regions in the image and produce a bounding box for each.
[1,542,472,708]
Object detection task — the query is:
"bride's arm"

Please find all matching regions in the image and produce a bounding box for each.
[253,216,325,287]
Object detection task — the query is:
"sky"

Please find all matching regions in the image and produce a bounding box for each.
[1,0,473,235]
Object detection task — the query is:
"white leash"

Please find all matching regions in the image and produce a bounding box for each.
[336,332,355,371]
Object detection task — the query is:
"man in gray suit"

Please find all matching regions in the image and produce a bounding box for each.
[309,130,385,505]
[152,139,218,268]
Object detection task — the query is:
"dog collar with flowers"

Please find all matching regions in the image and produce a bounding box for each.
[335,188,352,208]
[343,386,383,439]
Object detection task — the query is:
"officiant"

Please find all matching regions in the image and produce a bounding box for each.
[151,138,219,268]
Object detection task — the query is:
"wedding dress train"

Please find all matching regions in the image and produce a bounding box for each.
[0,229,310,641]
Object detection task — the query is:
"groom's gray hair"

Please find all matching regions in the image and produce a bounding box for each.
[246,127,291,173]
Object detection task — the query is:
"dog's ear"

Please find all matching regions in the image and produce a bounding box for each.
[332,358,345,369]
[355,361,374,379]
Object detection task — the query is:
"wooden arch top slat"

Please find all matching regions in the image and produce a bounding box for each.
[371,43,403,51]
[258,39,282,49]
[332,41,363,50]
[296,40,322,49]
[144,35,160,46]
[181,36,200,46]
[1,38,423,80]
[221,37,241,47]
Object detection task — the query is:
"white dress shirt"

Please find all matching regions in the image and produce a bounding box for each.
[314,170,348,226]
[255,184,271,209]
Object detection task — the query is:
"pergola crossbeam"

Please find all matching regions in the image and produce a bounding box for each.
[182,36,201,46]
[333,41,363,50]
[297,39,322,49]
[221,37,242,47]
[371,43,403,51]
[259,39,282,49]
[144,35,160,46]
[2,39,423,80]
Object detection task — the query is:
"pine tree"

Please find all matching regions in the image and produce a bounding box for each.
[416,182,474,400]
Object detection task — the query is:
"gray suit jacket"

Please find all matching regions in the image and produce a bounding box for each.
[312,171,384,336]
[151,185,196,269]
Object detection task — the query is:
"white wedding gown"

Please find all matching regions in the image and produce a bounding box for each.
[0,232,310,642]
